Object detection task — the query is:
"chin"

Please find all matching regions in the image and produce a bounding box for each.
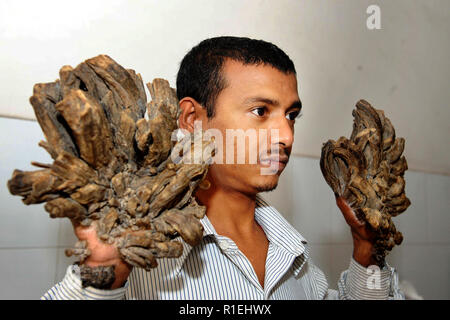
[255,183,278,193]
[254,175,279,193]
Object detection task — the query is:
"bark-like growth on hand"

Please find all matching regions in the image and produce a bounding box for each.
[320,99,410,264]
[7,55,213,287]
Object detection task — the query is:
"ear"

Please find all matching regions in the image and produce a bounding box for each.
[178,97,207,133]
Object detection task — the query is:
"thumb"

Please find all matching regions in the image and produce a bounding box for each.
[336,196,365,228]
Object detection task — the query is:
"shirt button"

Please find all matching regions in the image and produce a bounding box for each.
[219,240,230,250]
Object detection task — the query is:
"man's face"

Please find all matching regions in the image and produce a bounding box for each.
[200,59,301,195]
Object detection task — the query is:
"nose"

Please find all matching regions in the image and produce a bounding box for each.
[273,116,294,149]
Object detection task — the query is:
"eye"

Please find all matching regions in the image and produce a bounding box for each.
[251,107,267,117]
[286,110,302,120]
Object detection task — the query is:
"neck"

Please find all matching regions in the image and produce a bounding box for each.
[195,174,257,238]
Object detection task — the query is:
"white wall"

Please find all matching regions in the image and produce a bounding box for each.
[0,1,449,299]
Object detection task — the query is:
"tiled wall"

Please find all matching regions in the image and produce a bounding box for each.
[1,117,449,299]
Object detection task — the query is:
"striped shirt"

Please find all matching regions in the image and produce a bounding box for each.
[41,195,404,300]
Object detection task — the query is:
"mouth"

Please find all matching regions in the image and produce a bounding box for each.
[259,155,289,171]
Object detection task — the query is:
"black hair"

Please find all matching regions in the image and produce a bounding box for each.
[176,36,296,118]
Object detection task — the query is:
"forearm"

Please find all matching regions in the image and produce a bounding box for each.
[352,236,379,268]
[82,257,132,289]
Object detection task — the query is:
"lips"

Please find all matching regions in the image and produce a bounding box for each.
[260,154,288,163]
[259,155,289,168]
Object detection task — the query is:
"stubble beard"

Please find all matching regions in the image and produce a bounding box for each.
[255,179,279,193]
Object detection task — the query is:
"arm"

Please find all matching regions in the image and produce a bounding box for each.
[322,197,405,300]
[41,265,128,300]
[308,257,404,300]
[334,257,404,300]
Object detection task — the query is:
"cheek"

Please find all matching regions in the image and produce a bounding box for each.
[209,163,259,184]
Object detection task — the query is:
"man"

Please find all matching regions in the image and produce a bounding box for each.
[42,36,403,300]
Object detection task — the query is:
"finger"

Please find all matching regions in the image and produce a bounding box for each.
[65,240,91,262]
[159,209,203,246]
[73,220,98,240]
[119,248,147,269]
[127,247,158,269]
[121,233,154,248]
[153,241,183,258]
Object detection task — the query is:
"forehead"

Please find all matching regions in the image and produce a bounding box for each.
[220,59,299,103]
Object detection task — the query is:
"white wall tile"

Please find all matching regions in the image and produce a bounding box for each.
[0,248,57,299]
[395,170,428,244]
[330,208,353,244]
[0,117,60,248]
[426,173,450,243]
[57,219,79,248]
[54,248,77,284]
[385,246,403,273]
[290,156,334,244]
[329,244,353,290]
[398,245,450,300]
[307,244,332,287]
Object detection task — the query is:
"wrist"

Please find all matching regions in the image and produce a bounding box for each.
[352,237,378,268]
[81,258,132,289]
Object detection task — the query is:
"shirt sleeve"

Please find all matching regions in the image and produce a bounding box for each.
[331,257,405,300]
[41,264,128,300]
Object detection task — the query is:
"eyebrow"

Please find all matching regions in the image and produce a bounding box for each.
[243,96,302,110]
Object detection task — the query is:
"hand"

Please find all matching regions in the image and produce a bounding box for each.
[72,221,132,289]
[335,197,380,267]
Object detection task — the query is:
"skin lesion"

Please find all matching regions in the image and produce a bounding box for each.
[7,55,215,288]
[320,99,410,266]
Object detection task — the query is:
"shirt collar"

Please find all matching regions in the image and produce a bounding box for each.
[254,195,308,257]
[173,195,309,275]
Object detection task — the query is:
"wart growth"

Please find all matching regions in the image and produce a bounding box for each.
[320,99,410,265]
[7,55,214,288]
